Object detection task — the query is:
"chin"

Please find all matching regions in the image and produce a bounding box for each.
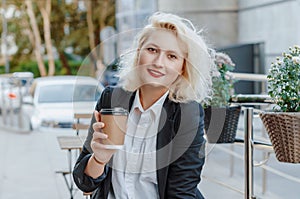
[140,75,173,89]
[142,81,169,89]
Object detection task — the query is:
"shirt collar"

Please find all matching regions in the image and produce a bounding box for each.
[132,89,169,116]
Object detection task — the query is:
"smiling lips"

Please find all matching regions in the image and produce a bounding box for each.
[147,69,165,78]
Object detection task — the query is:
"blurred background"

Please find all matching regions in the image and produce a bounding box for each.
[0,1,300,199]
[1,0,300,93]
[1,0,300,78]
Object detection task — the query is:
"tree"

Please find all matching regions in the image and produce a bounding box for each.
[85,0,96,57]
[85,0,116,76]
[50,0,87,75]
[2,0,116,77]
[37,0,55,76]
[25,0,47,76]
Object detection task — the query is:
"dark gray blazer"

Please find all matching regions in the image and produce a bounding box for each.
[73,87,206,199]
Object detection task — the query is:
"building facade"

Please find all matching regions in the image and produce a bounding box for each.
[116,0,300,72]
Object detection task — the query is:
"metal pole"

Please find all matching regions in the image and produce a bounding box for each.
[1,0,10,73]
[244,108,254,199]
[8,82,13,126]
[230,144,235,177]
[1,80,7,125]
[17,79,23,128]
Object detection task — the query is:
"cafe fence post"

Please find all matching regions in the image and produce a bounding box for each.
[244,107,255,199]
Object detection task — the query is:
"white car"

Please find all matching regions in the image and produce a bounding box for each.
[22,76,104,130]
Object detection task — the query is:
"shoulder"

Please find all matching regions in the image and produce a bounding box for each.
[165,100,203,133]
[176,101,204,135]
[163,99,204,122]
[101,86,129,97]
[178,101,204,118]
[96,86,134,111]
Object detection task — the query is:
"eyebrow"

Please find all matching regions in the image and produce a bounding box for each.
[145,43,184,57]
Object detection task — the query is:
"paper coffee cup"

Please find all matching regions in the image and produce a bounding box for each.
[100,107,128,149]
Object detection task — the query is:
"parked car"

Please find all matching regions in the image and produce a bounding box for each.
[0,72,33,114]
[22,76,104,130]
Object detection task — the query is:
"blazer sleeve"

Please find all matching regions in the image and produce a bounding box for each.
[166,102,206,199]
[72,88,110,193]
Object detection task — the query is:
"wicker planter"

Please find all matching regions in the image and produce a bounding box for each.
[204,106,241,143]
[259,112,300,163]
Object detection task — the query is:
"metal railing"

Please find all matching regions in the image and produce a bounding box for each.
[228,72,299,198]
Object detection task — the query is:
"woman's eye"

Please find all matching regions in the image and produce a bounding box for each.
[168,54,177,59]
[147,47,157,53]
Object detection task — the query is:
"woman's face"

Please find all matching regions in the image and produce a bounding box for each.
[136,29,186,89]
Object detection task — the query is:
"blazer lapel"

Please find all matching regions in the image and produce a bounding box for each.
[110,87,135,111]
[157,99,179,199]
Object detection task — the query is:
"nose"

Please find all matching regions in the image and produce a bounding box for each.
[153,52,165,68]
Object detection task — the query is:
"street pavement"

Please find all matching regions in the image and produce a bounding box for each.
[0,114,300,199]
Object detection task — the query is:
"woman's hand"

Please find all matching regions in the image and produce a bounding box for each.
[84,110,116,178]
[90,110,116,165]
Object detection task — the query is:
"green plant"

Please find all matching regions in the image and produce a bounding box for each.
[267,45,300,112]
[209,52,235,107]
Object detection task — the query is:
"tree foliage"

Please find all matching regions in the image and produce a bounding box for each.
[1,0,116,77]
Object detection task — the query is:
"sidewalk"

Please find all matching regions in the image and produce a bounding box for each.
[0,127,83,199]
[0,115,299,199]
[201,143,300,199]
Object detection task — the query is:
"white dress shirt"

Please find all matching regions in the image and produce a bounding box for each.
[108,90,169,199]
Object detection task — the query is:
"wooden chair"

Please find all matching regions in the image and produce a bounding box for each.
[73,113,93,198]
[73,113,92,136]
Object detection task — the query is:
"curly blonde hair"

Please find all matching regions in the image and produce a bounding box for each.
[118,12,214,103]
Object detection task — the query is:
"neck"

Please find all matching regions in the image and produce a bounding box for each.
[139,85,168,110]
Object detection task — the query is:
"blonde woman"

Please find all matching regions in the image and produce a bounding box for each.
[73,12,214,199]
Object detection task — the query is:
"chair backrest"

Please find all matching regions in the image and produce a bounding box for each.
[73,113,92,136]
